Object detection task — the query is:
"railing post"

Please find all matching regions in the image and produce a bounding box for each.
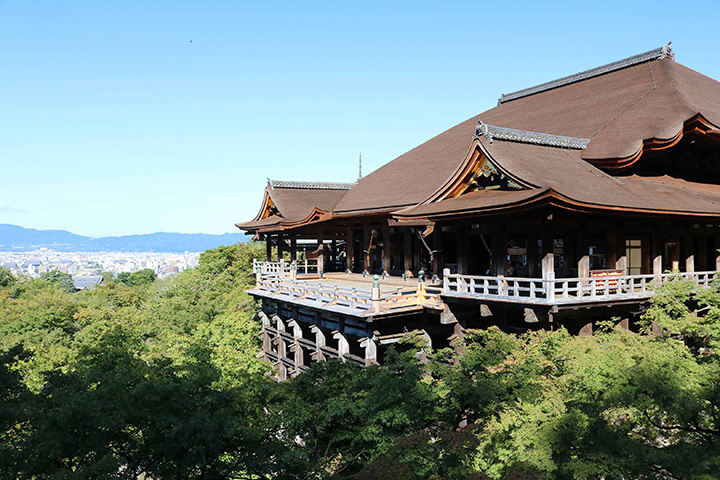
[443,268,450,292]
[290,261,297,281]
[372,275,381,312]
[546,271,556,303]
[254,259,262,286]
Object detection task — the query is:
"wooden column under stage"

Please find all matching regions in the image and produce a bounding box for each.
[456,226,467,275]
[317,230,324,276]
[698,236,708,271]
[606,224,618,268]
[492,226,507,276]
[652,233,663,276]
[526,231,541,278]
[615,227,627,274]
[404,228,413,273]
[331,239,337,270]
[670,238,680,271]
[432,230,443,277]
[684,234,695,273]
[277,235,284,261]
[363,225,372,273]
[382,224,391,274]
[577,226,590,278]
[346,228,354,272]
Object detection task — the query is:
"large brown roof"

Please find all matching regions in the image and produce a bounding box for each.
[238,47,720,231]
[334,53,720,215]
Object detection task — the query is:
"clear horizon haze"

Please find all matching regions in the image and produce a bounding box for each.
[1,0,718,237]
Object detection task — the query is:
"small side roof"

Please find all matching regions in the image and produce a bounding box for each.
[236,179,352,232]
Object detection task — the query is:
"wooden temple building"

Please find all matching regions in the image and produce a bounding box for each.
[237,45,720,376]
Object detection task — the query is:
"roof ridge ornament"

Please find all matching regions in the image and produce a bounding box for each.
[267,178,356,190]
[498,43,674,105]
[474,119,590,150]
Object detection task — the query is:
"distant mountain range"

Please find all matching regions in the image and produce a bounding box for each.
[0,224,247,252]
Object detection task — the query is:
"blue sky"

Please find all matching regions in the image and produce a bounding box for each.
[1,1,718,237]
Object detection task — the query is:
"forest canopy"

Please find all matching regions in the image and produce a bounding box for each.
[1,243,719,479]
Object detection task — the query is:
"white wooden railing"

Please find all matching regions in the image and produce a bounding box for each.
[443,270,718,305]
[253,258,321,277]
[253,274,442,314]
[253,259,290,277]
[252,261,718,310]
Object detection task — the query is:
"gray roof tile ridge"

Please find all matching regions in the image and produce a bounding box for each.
[498,43,673,104]
[475,120,590,150]
[267,178,356,190]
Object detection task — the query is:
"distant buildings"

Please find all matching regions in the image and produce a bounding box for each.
[0,249,200,282]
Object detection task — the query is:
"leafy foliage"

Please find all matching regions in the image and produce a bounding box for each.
[39,270,76,293]
[1,247,720,479]
[117,268,157,286]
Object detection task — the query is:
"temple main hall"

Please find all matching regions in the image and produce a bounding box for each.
[237,45,720,376]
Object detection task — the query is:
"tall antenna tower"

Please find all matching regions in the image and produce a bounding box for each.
[358,153,362,180]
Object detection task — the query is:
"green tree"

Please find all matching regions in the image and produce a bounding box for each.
[100,271,116,284]
[117,268,157,287]
[39,270,75,293]
[0,268,15,288]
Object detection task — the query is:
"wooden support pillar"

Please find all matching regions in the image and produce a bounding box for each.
[272,315,287,381]
[412,229,421,274]
[492,226,507,276]
[578,255,590,279]
[542,252,555,278]
[616,255,628,275]
[364,225,372,274]
[432,229,443,277]
[265,234,272,261]
[290,235,297,262]
[345,228,354,272]
[317,230,325,276]
[258,311,272,355]
[527,232,538,277]
[287,320,304,376]
[698,236,708,272]
[456,226,467,275]
[359,337,378,366]
[332,331,349,360]
[277,235,284,261]
[404,228,413,273]
[606,224,618,268]
[382,224,391,275]
[331,238,337,271]
[615,227,628,274]
[577,226,589,276]
[652,232,663,276]
[310,325,327,362]
[684,234,695,273]
[670,238,680,271]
